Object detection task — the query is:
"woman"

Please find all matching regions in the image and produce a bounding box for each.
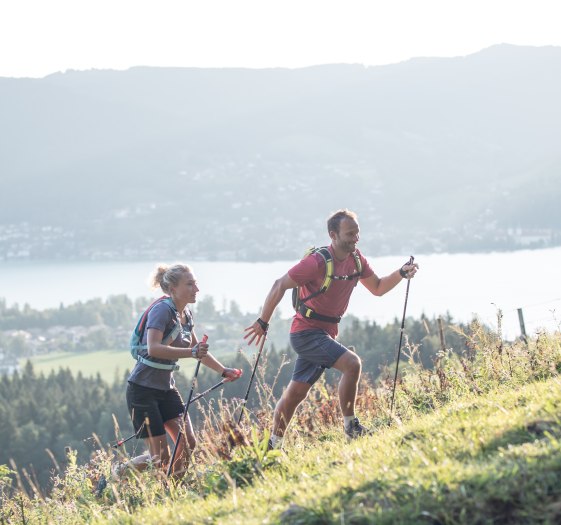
[117,263,241,478]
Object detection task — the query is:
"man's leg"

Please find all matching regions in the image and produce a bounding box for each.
[332,349,369,438]
[272,380,312,437]
[332,349,362,416]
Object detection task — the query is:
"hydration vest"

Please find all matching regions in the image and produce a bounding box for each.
[291,246,362,323]
[129,296,186,371]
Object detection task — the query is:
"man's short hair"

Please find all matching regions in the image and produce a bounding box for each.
[327,209,358,234]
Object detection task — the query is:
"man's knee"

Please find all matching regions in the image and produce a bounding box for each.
[337,350,361,375]
[351,352,362,371]
[349,352,362,375]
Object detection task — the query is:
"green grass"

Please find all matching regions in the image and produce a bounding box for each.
[22,350,198,383]
[95,377,561,525]
[6,330,561,524]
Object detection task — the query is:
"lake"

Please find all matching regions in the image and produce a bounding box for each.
[0,248,560,339]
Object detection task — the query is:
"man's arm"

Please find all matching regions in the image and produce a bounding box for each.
[244,273,298,346]
[360,261,418,297]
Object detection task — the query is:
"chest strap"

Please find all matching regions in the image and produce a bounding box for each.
[298,304,342,324]
[137,356,181,371]
[135,318,183,371]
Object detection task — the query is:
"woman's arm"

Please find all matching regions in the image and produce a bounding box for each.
[193,333,242,381]
[146,329,208,360]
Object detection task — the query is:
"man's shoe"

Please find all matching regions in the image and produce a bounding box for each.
[267,435,283,451]
[344,417,370,440]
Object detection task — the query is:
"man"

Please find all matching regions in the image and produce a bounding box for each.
[244,209,418,448]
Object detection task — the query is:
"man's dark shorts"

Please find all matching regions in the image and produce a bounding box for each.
[290,329,348,385]
[126,382,184,438]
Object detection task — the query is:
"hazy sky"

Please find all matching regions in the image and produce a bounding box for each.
[1,0,560,78]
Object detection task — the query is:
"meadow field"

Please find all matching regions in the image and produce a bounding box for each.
[21,350,199,383]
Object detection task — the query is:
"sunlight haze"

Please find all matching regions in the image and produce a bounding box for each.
[1,0,560,77]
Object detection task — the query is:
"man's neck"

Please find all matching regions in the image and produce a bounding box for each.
[331,244,351,262]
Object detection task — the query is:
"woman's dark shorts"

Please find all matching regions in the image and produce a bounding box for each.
[126,382,184,438]
[290,329,348,385]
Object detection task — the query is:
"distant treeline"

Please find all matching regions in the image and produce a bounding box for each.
[0,295,140,330]
[1,313,474,490]
[0,294,278,358]
[0,294,259,330]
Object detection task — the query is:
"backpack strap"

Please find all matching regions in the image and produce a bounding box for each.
[294,247,363,324]
[299,247,334,303]
[134,297,182,371]
[137,354,181,372]
[137,355,180,371]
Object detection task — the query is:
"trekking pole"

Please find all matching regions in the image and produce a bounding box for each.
[188,379,226,405]
[112,420,146,449]
[390,256,415,414]
[166,334,207,477]
[237,333,267,425]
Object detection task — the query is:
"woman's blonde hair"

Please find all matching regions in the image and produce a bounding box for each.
[149,263,193,294]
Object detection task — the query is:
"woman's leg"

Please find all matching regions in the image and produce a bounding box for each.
[164,413,196,478]
[121,382,169,478]
[113,434,168,479]
[125,414,195,478]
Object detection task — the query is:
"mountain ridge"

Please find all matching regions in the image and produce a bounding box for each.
[1,44,560,260]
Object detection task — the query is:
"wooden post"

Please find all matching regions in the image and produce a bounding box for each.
[437,317,446,352]
[517,308,527,343]
[496,308,503,355]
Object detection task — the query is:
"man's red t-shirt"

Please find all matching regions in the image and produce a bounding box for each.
[288,246,374,338]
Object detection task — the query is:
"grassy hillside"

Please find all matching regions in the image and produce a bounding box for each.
[3,327,561,524]
[105,378,561,524]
